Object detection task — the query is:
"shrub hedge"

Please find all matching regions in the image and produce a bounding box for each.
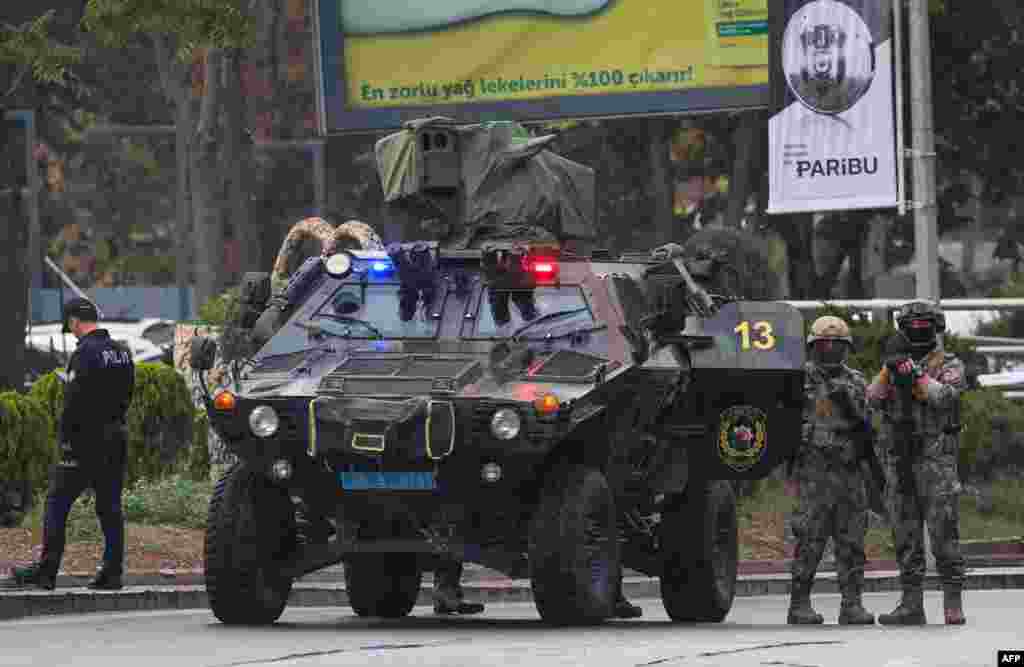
[0,391,59,492]
[26,362,208,486]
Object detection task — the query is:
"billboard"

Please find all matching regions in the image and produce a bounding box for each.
[315,0,771,133]
[766,0,898,214]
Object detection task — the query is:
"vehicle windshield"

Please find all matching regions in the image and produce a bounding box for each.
[468,286,596,338]
[312,282,445,339]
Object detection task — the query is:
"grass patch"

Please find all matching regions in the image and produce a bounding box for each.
[121,476,213,529]
[737,478,797,517]
[20,474,214,539]
[737,478,1024,561]
[960,479,1024,541]
[736,478,795,560]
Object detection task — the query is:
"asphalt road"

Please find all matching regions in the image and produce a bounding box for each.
[2,591,1020,667]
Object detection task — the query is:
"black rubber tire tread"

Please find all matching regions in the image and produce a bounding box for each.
[659,480,738,623]
[205,462,295,625]
[528,466,620,626]
[343,554,422,618]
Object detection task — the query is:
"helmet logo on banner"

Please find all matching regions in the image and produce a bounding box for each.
[782,0,876,115]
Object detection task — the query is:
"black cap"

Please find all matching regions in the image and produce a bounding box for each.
[62,297,100,333]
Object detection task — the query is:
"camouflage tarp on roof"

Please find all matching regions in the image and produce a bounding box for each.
[374,117,596,248]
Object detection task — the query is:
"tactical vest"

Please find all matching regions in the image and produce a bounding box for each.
[804,364,863,464]
[883,349,962,440]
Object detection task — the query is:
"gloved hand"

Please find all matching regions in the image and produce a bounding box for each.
[867,380,894,401]
[890,358,923,387]
[912,372,935,402]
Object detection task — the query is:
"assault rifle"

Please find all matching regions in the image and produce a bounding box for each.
[829,386,887,518]
[882,332,923,499]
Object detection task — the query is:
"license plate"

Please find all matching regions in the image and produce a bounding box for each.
[339,471,436,491]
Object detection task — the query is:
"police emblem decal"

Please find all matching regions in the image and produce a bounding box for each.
[718,405,768,471]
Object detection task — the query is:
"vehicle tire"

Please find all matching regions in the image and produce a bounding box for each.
[344,554,422,618]
[528,466,619,626]
[205,463,296,625]
[659,480,738,623]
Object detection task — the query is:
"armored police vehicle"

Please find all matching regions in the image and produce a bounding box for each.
[188,118,806,627]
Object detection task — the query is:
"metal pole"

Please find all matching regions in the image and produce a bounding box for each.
[312,140,326,217]
[893,0,907,218]
[44,256,94,305]
[25,112,42,291]
[175,109,191,323]
[908,0,939,569]
[908,0,940,301]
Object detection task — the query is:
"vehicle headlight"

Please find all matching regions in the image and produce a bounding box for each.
[490,408,521,440]
[249,405,280,438]
[270,458,293,481]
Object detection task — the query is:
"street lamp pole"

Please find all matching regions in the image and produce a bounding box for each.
[907,0,940,300]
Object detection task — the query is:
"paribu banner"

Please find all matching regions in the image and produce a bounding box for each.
[767,0,897,214]
[317,0,771,132]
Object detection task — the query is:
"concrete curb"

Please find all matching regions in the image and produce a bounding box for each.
[3,568,1023,622]
[20,551,1024,589]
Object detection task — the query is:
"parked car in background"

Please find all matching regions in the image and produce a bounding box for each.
[24,317,176,370]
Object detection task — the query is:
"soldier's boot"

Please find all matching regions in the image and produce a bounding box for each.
[943,589,966,626]
[787,580,824,625]
[614,590,643,619]
[878,587,926,625]
[433,562,484,615]
[837,577,875,625]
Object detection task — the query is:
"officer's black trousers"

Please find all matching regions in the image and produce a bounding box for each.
[40,457,126,576]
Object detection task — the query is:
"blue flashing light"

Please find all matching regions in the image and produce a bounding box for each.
[371,261,393,273]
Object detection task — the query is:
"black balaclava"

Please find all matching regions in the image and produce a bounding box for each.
[900,317,938,360]
[811,339,849,374]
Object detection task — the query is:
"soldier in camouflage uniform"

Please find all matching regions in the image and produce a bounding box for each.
[867,301,967,625]
[787,316,875,625]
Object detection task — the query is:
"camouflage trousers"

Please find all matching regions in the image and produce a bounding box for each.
[790,457,868,594]
[883,434,966,590]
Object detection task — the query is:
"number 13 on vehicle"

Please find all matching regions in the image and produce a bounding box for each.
[734,320,776,351]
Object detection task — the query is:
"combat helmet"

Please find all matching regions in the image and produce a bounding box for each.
[895,300,945,354]
[807,315,853,345]
[807,315,853,369]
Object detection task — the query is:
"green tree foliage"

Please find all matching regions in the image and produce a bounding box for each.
[196,286,255,365]
[931,2,1024,206]
[197,287,241,327]
[0,10,81,90]
[959,389,1024,480]
[82,0,255,61]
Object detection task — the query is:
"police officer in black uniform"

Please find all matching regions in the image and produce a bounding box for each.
[2,298,135,591]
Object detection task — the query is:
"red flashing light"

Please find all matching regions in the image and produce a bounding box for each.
[527,257,559,281]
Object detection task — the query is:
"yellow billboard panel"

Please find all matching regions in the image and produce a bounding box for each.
[317,0,770,132]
